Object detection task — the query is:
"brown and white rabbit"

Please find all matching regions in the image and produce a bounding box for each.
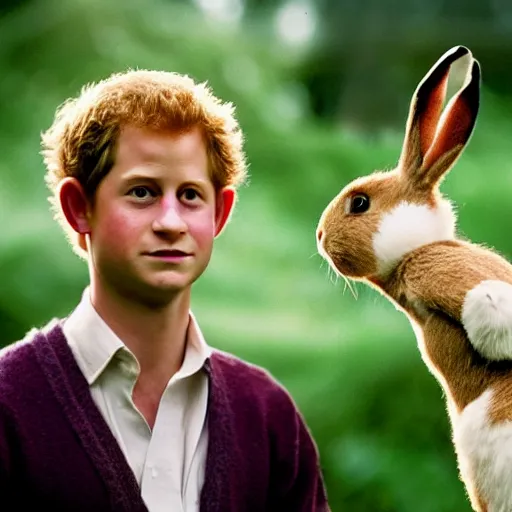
[316,45,512,512]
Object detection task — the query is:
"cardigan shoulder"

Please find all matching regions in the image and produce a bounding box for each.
[208,349,304,426]
[0,325,45,400]
[209,349,294,400]
[0,320,148,511]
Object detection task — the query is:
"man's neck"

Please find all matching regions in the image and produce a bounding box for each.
[89,282,191,384]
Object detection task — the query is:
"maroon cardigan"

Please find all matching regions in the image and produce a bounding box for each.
[0,319,329,511]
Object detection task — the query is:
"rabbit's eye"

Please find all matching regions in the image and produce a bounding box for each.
[349,193,370,214]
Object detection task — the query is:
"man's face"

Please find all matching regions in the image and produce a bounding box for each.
[87,125,224,305]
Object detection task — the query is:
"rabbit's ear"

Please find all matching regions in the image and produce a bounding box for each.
[398,46,480,190]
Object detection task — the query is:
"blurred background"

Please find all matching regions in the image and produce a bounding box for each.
[2,0,512,510]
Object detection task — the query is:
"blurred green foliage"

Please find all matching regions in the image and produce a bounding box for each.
[2,0,512,510]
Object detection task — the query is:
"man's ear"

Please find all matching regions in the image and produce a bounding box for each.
[59,177,93,249]
[214,187,236,237]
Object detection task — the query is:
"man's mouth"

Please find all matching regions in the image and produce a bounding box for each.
[150,250,190,256]
[146,250,193,261]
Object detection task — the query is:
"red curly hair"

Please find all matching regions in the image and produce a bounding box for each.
[41,69,248,256]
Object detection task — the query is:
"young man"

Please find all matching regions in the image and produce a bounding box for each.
[0,71,329,511]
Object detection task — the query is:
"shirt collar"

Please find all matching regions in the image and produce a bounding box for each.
[63,287,211,385]
[175,310,212,381]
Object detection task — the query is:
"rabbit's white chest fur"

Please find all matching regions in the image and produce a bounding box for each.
[453,389,512,512]
[372,200,456,276]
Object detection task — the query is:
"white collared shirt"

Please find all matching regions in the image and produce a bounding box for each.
[63,288,210,512]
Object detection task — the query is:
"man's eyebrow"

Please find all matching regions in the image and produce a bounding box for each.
[121,172,176,187]
[121,169,162,181]
[121,171,210,188]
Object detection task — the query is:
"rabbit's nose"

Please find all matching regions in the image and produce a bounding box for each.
[317,229,323,243]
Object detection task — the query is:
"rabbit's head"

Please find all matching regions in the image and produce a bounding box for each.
[316,46,481,281]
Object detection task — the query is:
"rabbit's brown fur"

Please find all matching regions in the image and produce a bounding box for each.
[317,46,512,512]
[383,241,512,411]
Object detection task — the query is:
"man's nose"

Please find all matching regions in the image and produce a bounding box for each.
[153,199,187,233]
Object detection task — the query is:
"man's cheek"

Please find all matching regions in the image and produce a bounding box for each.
[191,227,214,251]
[100,216,137,251]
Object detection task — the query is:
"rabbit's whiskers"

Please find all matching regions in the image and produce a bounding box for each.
[322,262,358,300]
[341,274,358,300]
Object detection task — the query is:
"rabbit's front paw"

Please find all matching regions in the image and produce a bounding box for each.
[462,280,512,360]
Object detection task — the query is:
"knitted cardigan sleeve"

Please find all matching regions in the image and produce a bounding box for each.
[0,402,13,494]
[203,351,330,512]
[266,385,330,512]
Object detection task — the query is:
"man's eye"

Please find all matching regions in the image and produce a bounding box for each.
[181,188,199,201]
[129,186,154,200]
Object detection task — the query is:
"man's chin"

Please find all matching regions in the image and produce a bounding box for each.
[122,264,206,304]
[141,274,198,301]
